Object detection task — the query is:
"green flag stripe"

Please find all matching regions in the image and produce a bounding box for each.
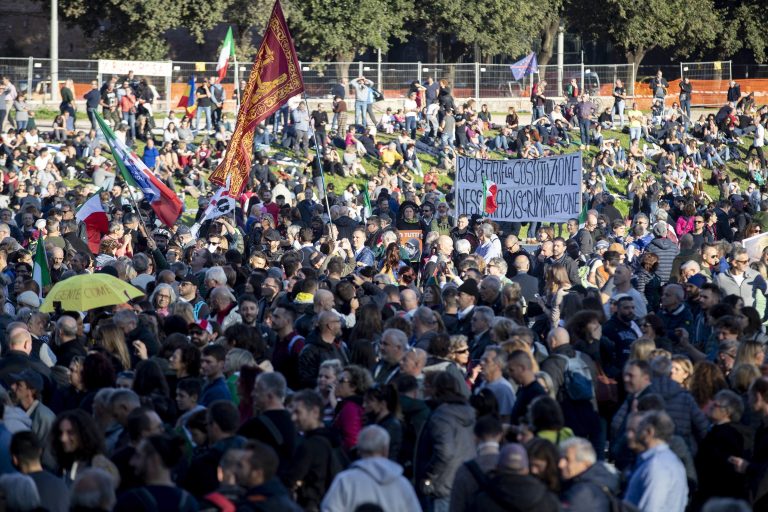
[94,112,137,188]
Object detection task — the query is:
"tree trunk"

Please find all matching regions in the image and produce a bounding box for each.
[335,53,355,82]
[538,18,560,67]
[625,48,647,96]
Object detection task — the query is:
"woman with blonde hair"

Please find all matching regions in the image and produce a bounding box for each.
[168,301,195,324]
[94,320,132,372]
[729,363,761,395]
[501,338,540,372]
[734,339,766,368]
[670,355,694,389]
[491,317,518,344]
[629,338,656,361]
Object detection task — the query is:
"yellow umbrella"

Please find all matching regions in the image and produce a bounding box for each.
[40,273,145,313]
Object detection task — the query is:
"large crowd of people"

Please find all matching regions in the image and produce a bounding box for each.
[0,67,764,512]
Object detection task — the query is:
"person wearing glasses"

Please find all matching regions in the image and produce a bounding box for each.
[713,247,767,317]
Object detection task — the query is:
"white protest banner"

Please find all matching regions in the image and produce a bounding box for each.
[455,153,583,222]
[743,231,768,262]
[98,60,173,78]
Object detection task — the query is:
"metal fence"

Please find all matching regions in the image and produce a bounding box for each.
[0,56,764,111]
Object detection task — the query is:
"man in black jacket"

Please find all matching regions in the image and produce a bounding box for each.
[286,390,343,510]
[182,401,247,498]
[474,443,560,512]
[298,311,347,389]
[510,254,539,304]
[239,372,296,482]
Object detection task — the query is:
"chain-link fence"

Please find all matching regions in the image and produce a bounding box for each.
[1,56,766,112]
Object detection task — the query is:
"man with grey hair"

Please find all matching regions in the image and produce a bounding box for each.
[455,238,471,255]
[53,315,84,368]
[321,425,421,512]
[647,222,679,283]
[373,328,407,384]
[559,436,620,510]
[476,345,516,423]
[486,257,511,286]
[107,388,141,454]
[70,468,116,511]
[0,327,52,391]
[714,246,767,316]
[413,306,440,350]
[209,287,242,331]
[678,260,702,282]
[476,223,501,263]
[129,252,154,290]
[400,288,419,320]
[657,283,694,343]
[205,265,228,289]
[478,275,503,314]
[240,372,296,476]
[625,411,688,512]
[469,306,494,360]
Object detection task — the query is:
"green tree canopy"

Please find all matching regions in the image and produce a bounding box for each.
[569,0,720,69]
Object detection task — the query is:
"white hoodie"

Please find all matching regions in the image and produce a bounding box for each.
[321,456,422,512]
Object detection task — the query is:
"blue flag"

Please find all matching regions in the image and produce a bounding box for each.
[510,52,538,81]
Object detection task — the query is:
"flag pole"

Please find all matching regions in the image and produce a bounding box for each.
[93,111,156,238]
[234,52,240,114]
[302,92,333,224]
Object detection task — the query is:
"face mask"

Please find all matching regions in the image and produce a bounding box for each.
[208,243,219,253]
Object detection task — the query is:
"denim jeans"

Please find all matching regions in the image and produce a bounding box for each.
[680,99,691,120]
[355,102,367,126]
[16,120,27,131]
[532,105,545,122]
[629,127,641,141]
[195,106,212,131]
[273,105,290,135]
[613,100,625,127]
[579,118,591,146]
[405,115,417,139]
[122,112,136,140]
[87,108,98,130]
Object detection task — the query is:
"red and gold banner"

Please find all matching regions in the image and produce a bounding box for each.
[209,0,304,195]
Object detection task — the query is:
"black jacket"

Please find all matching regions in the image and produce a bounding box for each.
[474,472,561,512]
[236,477,302,512]
[510,272,539,303]
[284,427,341,511]
[182,435,248,498]
[332,216,359,243]
[298,336,348,389]
[695,421,751,504]
[560,462,619,512]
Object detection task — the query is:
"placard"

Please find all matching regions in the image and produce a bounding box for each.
[455,153,583,222]
[743,232,768,262]
[98,60,173,78]
[399,230,423,262]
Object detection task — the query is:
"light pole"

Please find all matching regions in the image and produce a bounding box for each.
[50,0,59,102]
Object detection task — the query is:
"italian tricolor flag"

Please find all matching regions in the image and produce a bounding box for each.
[482,175,498,215]
[32,238,51,298]
[362,188,372,219]
[216,27,235,82]
[75,191,109,254]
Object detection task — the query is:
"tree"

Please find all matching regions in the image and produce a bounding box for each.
[55,0,232,59]
[413,0,549,63]
[715,1,768,63]
[568,0,720,72]
[291,0,412,81]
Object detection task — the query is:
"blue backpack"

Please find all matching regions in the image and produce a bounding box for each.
[555,352,595,401]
